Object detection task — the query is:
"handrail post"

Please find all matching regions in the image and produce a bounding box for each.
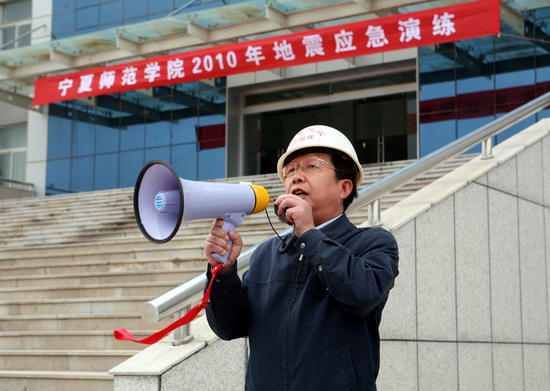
[171,304,193,346]
[367,199,382,227]
[481,137,493,160]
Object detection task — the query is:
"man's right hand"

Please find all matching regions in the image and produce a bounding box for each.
[204,218,243,273]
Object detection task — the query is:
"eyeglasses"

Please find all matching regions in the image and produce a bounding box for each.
[282,156,340,178]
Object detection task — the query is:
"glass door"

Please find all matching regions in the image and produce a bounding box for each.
[354,92,417,164]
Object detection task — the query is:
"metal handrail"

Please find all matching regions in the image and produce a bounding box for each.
[0,177,35,192]
[0,24,46,50]
[141,90,550,328]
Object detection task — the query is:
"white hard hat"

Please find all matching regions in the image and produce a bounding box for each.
[277,125,364,186]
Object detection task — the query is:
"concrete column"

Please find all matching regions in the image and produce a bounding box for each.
[26,107,49,196]
[25,0,53,196]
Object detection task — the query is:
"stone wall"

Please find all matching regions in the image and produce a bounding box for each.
[377,119,550,390]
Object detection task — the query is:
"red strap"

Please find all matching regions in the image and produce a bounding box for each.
[113,263,223,345]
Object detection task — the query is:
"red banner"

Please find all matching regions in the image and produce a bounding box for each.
[33,0,500,106]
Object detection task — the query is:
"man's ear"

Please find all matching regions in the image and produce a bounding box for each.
[339,179,354,200]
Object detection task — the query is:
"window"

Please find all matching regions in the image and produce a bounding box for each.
[0,124,27,182]
[1,0,31,49]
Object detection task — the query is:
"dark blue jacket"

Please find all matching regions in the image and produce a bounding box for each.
[206,214,399,390]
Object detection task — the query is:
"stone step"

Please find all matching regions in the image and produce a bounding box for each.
[0,370,113,391]
[0,221,281,249]
[0,268,202,289]
[0,280,189,301]
[0,296,149,316]
[0,221,137,243]
[0,257,204,278]
[0,231,275,262]
[0,350,138,372]
[0,242,203,262]
[0,203,133,219]
[0,215,284,250]
[0,330,153,350]
[0,312,173,332]
[0,201,133,221]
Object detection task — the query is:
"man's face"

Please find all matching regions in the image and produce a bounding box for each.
[283,152,352,225]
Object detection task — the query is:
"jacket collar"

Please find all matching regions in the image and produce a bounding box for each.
[318,213,355,240]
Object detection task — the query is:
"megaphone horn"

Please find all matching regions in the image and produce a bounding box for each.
[133,160,270,263]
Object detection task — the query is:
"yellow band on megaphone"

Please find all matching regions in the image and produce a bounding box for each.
[249,184,270,214]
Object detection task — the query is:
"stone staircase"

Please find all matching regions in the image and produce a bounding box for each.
[0,155,473,390]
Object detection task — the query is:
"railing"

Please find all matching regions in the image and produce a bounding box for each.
[141,90,550,343]
[0,177,35,192]
[0,24,46,50]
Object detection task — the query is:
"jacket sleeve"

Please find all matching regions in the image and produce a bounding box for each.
[298,227,399,318]
[205,262,249,340]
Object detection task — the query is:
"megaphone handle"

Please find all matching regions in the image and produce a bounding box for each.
[212,213,246,264]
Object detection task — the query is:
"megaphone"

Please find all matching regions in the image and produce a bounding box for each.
[133,160,270,263]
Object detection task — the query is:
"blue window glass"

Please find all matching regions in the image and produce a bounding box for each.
[52,10,75,36]
[77,0,98,7]
[420,80,455,101]
[71,156,94,191]
[456,75,494,95]
[495,69,535,90]
[198,148,224,180]
[48,116,72,159]
[536,66,550,83]
[123,0,147,20]
[96,124,120,154]
[171,143,198,180]
[419,120,456,157]
[149,0,173,13]
[53,0,74,13]
[456,81,495,120]
[46,158,70,194]
[172,119,198,144]
[73,26,100,34]
[119,150,145,187]
[121,124,145,151]
[145,146,170,163]
[198,114,226,127]
[122,15,147,24]
[100,1,123,25]
[76,5,99,30]
[72,122,95,157]
[94,153,119,190]
[145,122,171,148]
[174,0,199,10]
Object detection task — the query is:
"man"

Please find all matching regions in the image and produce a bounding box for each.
[204,125,399,390]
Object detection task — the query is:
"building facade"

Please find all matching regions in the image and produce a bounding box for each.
[0,0,548,195]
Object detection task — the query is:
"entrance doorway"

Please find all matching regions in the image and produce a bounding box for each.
[243,90,417,176]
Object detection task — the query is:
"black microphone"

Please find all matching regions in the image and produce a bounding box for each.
[268,204,298,254]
